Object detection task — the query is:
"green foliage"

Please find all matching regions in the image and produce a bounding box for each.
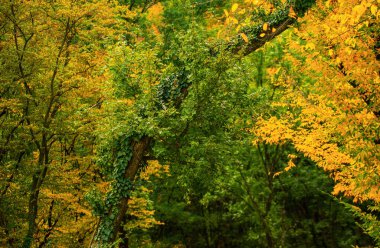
[293,0,316,16]
[342,202,380,247]
[143,33,372,247]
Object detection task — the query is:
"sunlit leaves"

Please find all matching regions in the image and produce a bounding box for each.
[251,0,380,242]
[122,161,170,233]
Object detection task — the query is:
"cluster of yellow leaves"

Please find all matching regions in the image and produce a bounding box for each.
[41,189,91,216]
[147,3,164,40]
[243,0,276,13]
[217,3,246,40]
[37,158,96,239]
[123,161,169,232]
[296,0,380,203]
[218,0,277,41]
[147,3,164,23]
[126,194,164,230]
[285,154,298,171]
[253,116,294,145]
[140,160,170,181]
[217,0,289,43]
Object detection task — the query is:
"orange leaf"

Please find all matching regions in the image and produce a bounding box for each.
[240,33,249,43]
[263,22,268,31]
[288,6,297,18]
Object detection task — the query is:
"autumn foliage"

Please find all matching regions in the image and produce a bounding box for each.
[0,0,380,246]
[253,0,380,242]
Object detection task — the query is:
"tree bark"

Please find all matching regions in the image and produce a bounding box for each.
[23,163,49,248]
[111,136,151,243]
[23,135,49,248]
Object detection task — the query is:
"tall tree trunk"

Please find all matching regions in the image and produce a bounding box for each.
[91,136,152,247]
[111,136,151,243]
[23,138,49,248]
[23,171,41,248]
[23,165,49,248]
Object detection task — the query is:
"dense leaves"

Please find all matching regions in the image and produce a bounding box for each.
[0,0,378,247]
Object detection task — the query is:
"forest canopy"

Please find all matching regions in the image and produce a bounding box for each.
[0,0,379,247]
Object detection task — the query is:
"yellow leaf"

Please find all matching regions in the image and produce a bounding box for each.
[352,4,366,22]
[266,67,280,76]
[285,159,296,171]
[272,27,276,33]
[240,33,249,43]
[231,3,239,12]
[259,33,265,37]
[230,17,239,24]
[263,22,268,31]
[371,5,378,15]
[217,29,222,38]
[273,171,282,177]
[305,42,315,50]
[224,9,229,17]
[288,154,297,159]
[236,24,241,32]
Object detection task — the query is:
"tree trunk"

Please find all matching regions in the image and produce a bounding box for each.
[23,138,49,248]
[91,136,151,247]
[23,164,48,248]
[112,136,151,242]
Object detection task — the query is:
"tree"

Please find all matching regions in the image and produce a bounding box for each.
[0,0,127,246]
[1,0,377,246]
